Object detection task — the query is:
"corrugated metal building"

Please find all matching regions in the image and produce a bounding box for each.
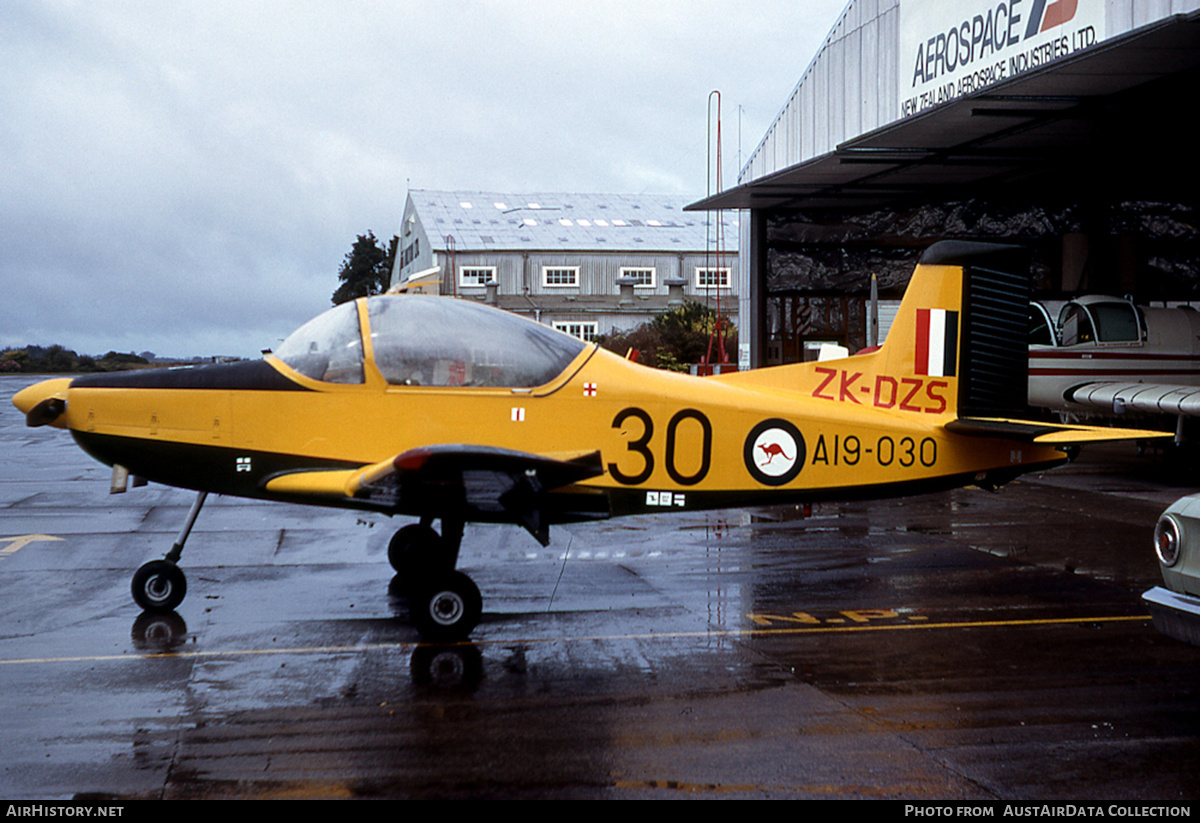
[391,191,738,344]
[692,0,1200,367]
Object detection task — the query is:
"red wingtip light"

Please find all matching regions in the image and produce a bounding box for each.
[394,448,432,471]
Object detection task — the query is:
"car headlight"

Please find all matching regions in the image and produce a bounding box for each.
[1155,514,1182,567]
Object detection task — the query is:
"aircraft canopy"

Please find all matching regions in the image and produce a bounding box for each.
[274,295,587,388]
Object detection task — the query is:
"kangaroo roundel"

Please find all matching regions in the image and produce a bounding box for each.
[744,419,806,486]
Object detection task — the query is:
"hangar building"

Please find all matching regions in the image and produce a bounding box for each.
[390,190,738,344]
[691,0,1200,368]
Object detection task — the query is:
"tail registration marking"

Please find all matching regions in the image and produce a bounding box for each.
[813,367,949,414]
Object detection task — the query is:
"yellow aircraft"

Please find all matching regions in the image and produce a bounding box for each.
[13,241,1164,640]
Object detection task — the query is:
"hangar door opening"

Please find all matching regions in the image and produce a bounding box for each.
[764,295,902,365]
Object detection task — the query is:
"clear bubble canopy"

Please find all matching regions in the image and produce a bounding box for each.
[273,295,587,388]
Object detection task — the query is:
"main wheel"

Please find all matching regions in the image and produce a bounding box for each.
[410,570,482,642]
[388,523,443,574]
[389,523,458,595]
[131,560,187,612]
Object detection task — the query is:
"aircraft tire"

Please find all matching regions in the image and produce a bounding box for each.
[131,560,187,612]
[411,570,482,642]
[388,523,443,574]
[389,524,457,596]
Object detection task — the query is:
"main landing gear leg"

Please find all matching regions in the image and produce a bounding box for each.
[388,516,481,642]
[131,491,206,612]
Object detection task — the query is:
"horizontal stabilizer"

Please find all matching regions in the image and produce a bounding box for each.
[944,417,1170,445]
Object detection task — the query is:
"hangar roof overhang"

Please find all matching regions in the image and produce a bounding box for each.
[688,12,1200,215]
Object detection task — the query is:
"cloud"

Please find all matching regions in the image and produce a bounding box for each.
[1,0,847,358]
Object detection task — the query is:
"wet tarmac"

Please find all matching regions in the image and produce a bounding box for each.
[3,373,1200,799]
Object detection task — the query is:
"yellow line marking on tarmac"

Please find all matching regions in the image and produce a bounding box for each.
[736,614,1149,635]
[0,614,1153,666]
[0,534,62,556]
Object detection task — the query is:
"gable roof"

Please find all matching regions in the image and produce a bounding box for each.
[409,190,738,253]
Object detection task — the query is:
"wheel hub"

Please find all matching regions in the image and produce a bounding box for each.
[430,590,465,625]
[146,576,172,602]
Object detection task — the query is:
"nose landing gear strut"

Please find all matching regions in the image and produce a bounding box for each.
[130,491,206,612]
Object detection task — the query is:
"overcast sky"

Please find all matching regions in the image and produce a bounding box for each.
[2,0,848,359]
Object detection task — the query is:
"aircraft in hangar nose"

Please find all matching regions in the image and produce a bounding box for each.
[13,241,1168,641]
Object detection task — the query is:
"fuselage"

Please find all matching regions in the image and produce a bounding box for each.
[38,339,1067,522]
[19,252,1122,529]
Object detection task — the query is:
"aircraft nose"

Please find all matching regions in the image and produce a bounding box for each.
[12,378,72,428]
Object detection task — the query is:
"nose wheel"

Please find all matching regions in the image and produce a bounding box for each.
[131,559,187,611]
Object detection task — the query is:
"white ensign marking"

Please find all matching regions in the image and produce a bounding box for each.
[928,308,946,377]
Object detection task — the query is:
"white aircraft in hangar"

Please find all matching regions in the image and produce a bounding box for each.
[1028,295,1200,440]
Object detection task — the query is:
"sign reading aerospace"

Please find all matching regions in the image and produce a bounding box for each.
[900,0,1105,118]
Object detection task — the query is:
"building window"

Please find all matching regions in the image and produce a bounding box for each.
[542,266,580,287]
[695,267,731,289]
[460,266,496,287]
[621,267,656,288]
[553,321,599,342]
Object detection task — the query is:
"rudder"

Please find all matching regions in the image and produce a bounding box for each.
[933,242,1030,419]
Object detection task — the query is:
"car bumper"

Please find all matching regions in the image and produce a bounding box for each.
[1143,586,1200,646]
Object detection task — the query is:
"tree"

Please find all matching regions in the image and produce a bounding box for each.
[0,345,150,373]
[598,302,737,372]
[332,232,398,305]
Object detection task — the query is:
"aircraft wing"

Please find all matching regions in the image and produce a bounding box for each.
[944,417,1170,445]
[1060,382,1200,418]
[264,445,607,544]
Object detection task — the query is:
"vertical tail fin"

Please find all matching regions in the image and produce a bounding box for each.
[715,241,1031,421]
[873,241,1030,419]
